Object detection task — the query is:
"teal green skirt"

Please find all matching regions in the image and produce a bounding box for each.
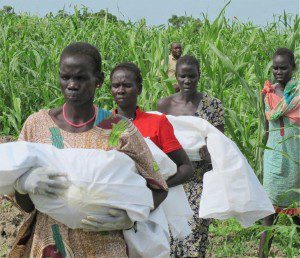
[263,117,300,207]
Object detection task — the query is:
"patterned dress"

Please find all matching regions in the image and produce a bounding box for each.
[170,93,225,257]
[10,108,167,258]
[263,110,300,210]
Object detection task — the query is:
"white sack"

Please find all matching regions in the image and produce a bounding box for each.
[143,138,177,180]
[124,138,193,258]
[148,112,274,227]
[144,137,192,238]
[0,142,35,194]
[124,206,170,258]
[201,132,274,227]
[148,111,206,161]
[161,185,192,238]
[0,142,153,229]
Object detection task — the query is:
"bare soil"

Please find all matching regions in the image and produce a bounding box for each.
[0,198,25,257]
[0,136,15,144]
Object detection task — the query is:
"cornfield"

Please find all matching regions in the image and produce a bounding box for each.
[0,5,299,257]
[1,8,299,178]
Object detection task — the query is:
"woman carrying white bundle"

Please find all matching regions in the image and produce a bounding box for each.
[158,55,224,258]
[11,42,168,258]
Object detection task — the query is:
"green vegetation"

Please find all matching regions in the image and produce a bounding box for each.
[208,217,299,257]
[0,5,299,257]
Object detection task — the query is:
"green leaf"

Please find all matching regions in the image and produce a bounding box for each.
[109,119,128,148]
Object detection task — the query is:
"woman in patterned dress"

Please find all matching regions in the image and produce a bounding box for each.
[158,55,224,257]
[10,42,168,258]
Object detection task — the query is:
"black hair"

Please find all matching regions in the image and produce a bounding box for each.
[110,62,143,89]
[273,47,296,69]
[171,42,181,48]
[176,55,200,74]
[60,42,102,74]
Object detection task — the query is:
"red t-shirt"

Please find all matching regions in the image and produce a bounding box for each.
[114,107,182,154]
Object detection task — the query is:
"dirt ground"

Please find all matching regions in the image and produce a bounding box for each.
[0,198,25,257]
[0,136,15,144]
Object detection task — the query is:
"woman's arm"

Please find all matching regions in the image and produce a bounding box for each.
[262,94,269,144]
[216,124,225,133]
[166,148,194,187]
[151,189,168,209]
[15,192,35,213]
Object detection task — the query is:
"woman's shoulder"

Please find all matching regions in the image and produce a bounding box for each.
[202,92,223,106]
[157,94,178,113]
[157,95,172,106]
[19,109,51,141]
[198,93,224,115]
[197,93,225,126]
[22,109,50,127]
[141,111,166,121]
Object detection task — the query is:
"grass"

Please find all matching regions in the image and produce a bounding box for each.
[208,217,299,257]
[0,5,299,257]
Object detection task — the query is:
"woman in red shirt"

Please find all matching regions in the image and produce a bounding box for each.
[110,62,193,188]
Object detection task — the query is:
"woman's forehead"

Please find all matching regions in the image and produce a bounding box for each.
[60,55,94,73]
[177,63,198,72]
[273,55,291,65]
[111,69,135,81]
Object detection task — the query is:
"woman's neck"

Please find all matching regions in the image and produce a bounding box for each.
[117,105,137,120]
[64,101,95,123]
[277,77,293,89]
[179,90,200,103]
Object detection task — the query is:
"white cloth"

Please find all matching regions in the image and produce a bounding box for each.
[144,138,192,237]
[144,138,192,238]
[0,140,192,257]
[143,138,177,180]
[0,142,153,229]
[148,112,275,227]
[124,206,170,258]
[124,138,193,258]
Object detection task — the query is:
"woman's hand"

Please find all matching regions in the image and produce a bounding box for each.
[14,167,69,198]
[80,208,134,231]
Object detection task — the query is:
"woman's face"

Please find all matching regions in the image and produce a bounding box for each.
[59,54,102,106]
[110,69,141,109]
[176,64,200,93]
[272,55,293,86]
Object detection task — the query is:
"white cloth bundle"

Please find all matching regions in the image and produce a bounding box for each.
[124,206,170,258]
[144,138,192,237]
[164,116,206,161]
[0,141,153,228]
[124,138,193,258]
[0,140,192,258]
[148,112,274,227]
[143,138,177,181]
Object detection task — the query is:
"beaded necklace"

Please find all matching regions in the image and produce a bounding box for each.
[62,104,96,128]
